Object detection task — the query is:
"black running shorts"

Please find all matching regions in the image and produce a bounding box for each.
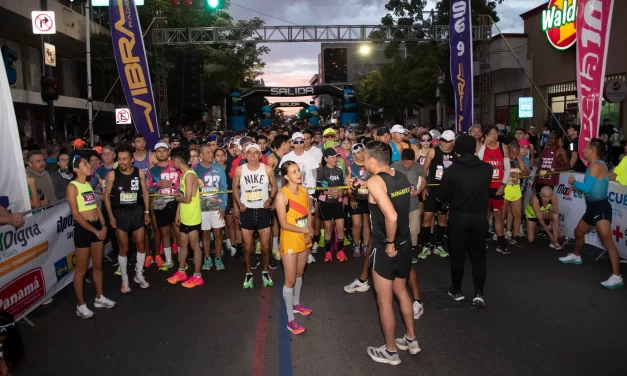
[423,188,447,213]
[179,222,201,234]
[155,201,178,228]
[582,199,612,226]
[319,201,344,221]
[349,200,370,216]
[369,238,412,281]
[240,208,272,230]
[74,220,102,248]
[113,206,144,233]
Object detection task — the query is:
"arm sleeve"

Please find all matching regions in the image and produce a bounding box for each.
[502,158,511,185]
[477,145,486,160]
[573,175,597,193]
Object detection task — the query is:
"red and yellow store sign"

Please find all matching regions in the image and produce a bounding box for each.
[542,0,577,50]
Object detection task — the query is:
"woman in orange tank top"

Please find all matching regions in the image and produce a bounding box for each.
[275,161,314,335]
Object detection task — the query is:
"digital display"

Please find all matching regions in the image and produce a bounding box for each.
[519,97,533,118]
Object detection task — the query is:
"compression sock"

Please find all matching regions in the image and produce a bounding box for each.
[313,235,320,244]
[498,235,506,248]
[163,247,173,263]
[283,286,295,322]
[420,226,432,246]
[226,239,232,249]
[136,252,146,274]
[436,225,447,245]
[324,240,332,252]
[293,276,303,305]
[118,255,128,276]
[338,238,345,252]
[273,237,279,250]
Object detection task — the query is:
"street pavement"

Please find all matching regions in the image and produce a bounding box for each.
[17,240,627,376]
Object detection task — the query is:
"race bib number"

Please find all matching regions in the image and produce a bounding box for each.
[492,168,500,179]
[201,196,222,212]
[82,192,96,207]
[357,187,369,196]
[245,189,263,202]
[120,192,137,204]
[435,165,444,180]
[295,215,308,229]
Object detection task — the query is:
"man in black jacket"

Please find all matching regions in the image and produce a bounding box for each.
[437,134,492,306]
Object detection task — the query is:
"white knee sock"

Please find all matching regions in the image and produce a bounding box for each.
[118,255,128,277]
[272,237,279,251]
[293,276,303,305]
[164,247,172,263]
[136,253,145,274]
[283,286,295,322]
[226,239,232,248]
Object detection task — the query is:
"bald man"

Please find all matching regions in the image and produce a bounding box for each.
[525,186,562,249]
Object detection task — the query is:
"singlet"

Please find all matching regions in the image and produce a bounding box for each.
[390,142,408,163]
[270,151,283,189]
[482,143,504,189]
[279,185,311,254]
[537,145,559,186]
[194,162,226,212]
[428,147,455,186]
[583,160,609,202]
[179,169,201,226]
[70,181,97,212]
[509,156,521,186]
[239,163,269,209]
[111,167,143,209]
[369,171,411,244]
[148,161,181,195]
[349,162,370,200]
[317,166,344,204]
[133,152,151,172]
[525,193,552,219]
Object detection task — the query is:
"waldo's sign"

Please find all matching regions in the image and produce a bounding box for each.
[542,0,578,50]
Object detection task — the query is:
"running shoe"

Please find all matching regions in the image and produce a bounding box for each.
[154,255,165,269]
[202,257,213,271]
[172,242,179,254]
[472,294,486,307]
[395,336,422,355]
[344,278,370,293]
[76,304,94,319]
[336,250,348,262]
[412,257,419,264]
[311,242,319,254]
[293,304,312,316]
[243,273,254,289]
[307,253,316,264]
[144,255,154,269]
[549,242,563,251]
[272,249,281,261]
[251,254,260,269]
[182,274,204,288]
[94,295,116,309]
[509,236,522,247]
[215,257,225,271]
[559,253,582,265]
[287,320,305,335]
[352,244,361,258]
[134,273,150,289]
[433,245,449,257]
[496,246,511,255]
[160,260,175,271]
[269,257,278,270]
[418,245,431,259]
[167,270,188,284]
[601,274,624,289]
[448,289,465,301]
[413,301,424,319]
[121,276,131,294]
[229,246,237,258]
[233,246,243,261]
[262,272,274,287]
[114,266,121,276]
[504,230,512,240]
[324,251,333,262]
[367,345,401,366]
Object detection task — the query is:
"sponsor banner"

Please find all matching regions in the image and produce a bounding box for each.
[576,0,615,166]
[555,172,627,260]
[109,0,160,149]
[449,0,473,133]
[0,201,110,320]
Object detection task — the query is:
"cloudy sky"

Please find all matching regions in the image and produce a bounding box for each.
[228,0,548,112]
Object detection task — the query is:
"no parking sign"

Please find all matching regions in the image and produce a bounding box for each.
[116,108,132,124]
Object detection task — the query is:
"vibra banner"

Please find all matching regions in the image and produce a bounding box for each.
[109,0,160,148]
[449,0,473,133]
[576,0,615,165]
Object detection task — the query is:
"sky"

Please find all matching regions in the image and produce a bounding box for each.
[228,0,548,113]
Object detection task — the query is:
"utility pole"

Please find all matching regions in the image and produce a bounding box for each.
[40,0,54,141]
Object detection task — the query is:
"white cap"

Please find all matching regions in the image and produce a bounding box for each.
[245,143,262,153]
[292,132,305,141]
[430,129,441,139]
[441,130,456,142]
[390,124,407,134]
[154,142,169,151]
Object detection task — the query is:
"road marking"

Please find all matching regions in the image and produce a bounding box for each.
[252,271,273,376]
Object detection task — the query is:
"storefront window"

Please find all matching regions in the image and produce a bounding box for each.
[600,101,620,126]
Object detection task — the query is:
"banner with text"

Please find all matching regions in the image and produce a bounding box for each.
[449,0,473,133]
[576,0,615,165]
[109,0,160,149]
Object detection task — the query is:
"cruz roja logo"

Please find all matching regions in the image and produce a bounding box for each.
[57,214,76,239]
[555,184,583,201]
[0,224,42,252]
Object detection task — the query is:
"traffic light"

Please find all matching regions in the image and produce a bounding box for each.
[1,45,17,86]
[207,0,221,8]
[41,76,59,101]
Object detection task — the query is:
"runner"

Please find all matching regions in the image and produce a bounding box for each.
[132,134,151,173]
[167,147,204,288]
[317,148,348,262]
[347,143,370,258]
[275,161,314,335]
[103,144,151,292]
[214,147,240,259]
[67,156,116,318]
[559,139,624,289]
[536,132,568,193]
[525,186,561,248]
[267,135,291,261]
[503,142,528,247]
[232,143,278,289]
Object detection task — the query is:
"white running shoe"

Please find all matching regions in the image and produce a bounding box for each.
[76,304,94,319]
[307,253,316,264]
[504,231,511,240]
[94,296,116,309]
[134,273,150,288]
[229,246,237,257]
[311,242,319,254]
[344,278,370,293]
[395,336,422,355]
[549,242,563,251]
[367,345,401,365]
[601,274,624,289]
[559,253,582,265]
[273,249,281,261]
[121,276,132,294]
[413,301,424,319]
[161,261,175,270]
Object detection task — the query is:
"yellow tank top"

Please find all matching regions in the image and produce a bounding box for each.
[70,181,97,212]
[280,185,311,254]
[180,170,201,226]
[525,193,552,219]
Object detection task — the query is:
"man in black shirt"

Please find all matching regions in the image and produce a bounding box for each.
[567,124,588,173]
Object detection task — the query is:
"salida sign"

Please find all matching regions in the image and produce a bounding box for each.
[542,0,578,50]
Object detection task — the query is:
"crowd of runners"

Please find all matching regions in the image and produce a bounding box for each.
[16,120,625,366]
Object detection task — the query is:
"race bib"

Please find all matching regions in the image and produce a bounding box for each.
[82,192,96,207]
[492,168,500,179]
[245,189,263,202]
[357,187,369,196]
[295,215,308,229]
[435,165,444,180]
[120,192,137,204]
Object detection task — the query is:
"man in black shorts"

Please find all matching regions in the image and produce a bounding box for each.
[354,141,420,365]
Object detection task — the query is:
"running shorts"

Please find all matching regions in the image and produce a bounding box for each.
[582,199,612,226]
[74,220,102,248]
[113,206,145,233]
[369,238,412,281]
[154,201,178,228]
[201,210,225,231]
[504,185,522,202]
[423,188,447,213]
[179,222,201,234]
[240,208,272,230]
[488,187,504,210]
[349,200,370,215]
[319,201,345,221]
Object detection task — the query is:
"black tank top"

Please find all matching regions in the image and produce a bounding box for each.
[271,151,283,188]
[368,171,411,244]
[111,167,143,209]
[428,147,455,184]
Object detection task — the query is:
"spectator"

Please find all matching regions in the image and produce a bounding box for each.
[609,144,627,186]
[26,150,58,205]
[50,153,73,201]
[0,205,24,228]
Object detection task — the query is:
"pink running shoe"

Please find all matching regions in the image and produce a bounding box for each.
[167,270,188,284]
[324,251,333,262]
[287,320,305,335]
[182,274,204,288]
[336,250,348,262]
[172,243,179,254]
[292,304,312,316]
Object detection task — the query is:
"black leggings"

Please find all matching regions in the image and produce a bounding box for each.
[447,213,488,295]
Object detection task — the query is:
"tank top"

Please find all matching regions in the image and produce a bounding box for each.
[428,147,455,184]
[239,163,269,209]
[525,193,552,219]
[418,150,428,166]
[537,145,559,186]
[180,169,201,225]
[483,143,504,189]
[270,151,283,189]
[133,152,151,172]
[509,157,521,186]
[584,160,609,202]
[369,171,411,244]
[70,181,97,212]
[279,185,311,254]
[111,168,143,209]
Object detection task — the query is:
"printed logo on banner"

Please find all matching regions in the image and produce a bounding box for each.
[54,257,69,281]
[555,184,584,201]
[0,242,48,278]
[0,268,46,318]
[56,213,75,239]
[0,224,43,260]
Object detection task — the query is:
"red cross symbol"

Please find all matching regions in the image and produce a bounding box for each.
[612,225,623,243]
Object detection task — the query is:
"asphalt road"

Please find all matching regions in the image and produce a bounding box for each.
[17,240,627,376]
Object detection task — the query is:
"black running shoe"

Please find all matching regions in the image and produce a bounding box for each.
[472,294,486,307]
[448,289,465,301]
[269,257,278,270]
[251,254,260,270]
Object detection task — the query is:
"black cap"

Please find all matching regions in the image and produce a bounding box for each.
[453,134,476,157]
[323,147,341,158]
[377,127,390,136]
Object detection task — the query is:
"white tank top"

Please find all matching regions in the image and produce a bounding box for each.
[239,163,270,209]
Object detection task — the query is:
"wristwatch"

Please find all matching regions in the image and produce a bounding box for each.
[385,239,394,245]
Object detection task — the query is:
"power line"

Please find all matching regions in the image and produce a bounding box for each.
[231,2,298,26]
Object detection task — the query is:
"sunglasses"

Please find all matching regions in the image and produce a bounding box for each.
[293,140,305,145]
[351,143,365,152]
[420,138,432,142]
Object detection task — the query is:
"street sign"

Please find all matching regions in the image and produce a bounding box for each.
[31,11,56,35]
[519,97,533,118]
[116,108,132,125]
[43,43,56,67]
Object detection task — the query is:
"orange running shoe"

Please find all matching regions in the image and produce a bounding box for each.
[287,320,305,335]
[182,274,204,288]
[336,250,348,262]
[167,270,188,284]
[172,243,179,254]
[154,255,165,269]
[144,255,154,269]
[324,251,333,262]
